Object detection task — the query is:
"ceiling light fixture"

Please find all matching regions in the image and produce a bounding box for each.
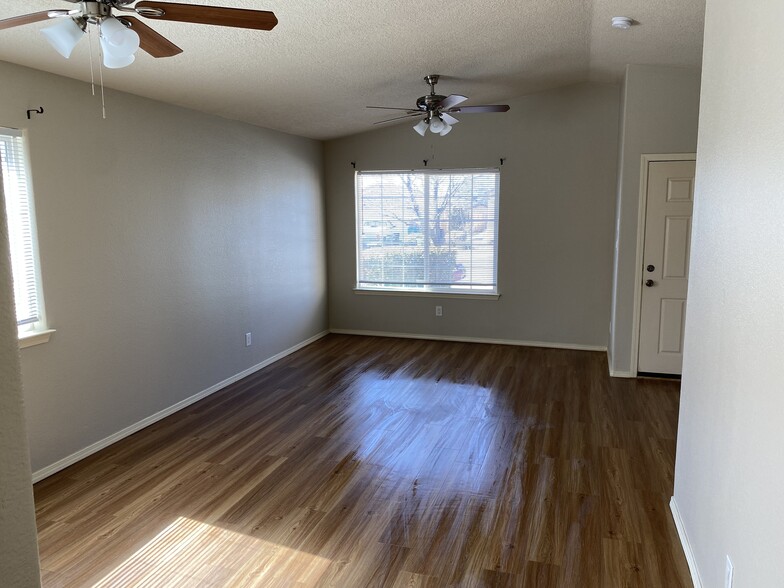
[375,75,509,137]
[40,17,86,58]
[40,14,141,69]
[100,36,136,68]
[611,16,633,30]
[413,119,429,136]
[3,0,277,118]
[99,17,140,68]
[412,115,454,137]
[2,0,278,71]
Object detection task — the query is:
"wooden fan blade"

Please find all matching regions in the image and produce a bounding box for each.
[0,11,61,31]
[120,16,182,57]
[438,94,468,110]
[448,105,510,114]
[441,112,459,125]
[135,2,277,30]
[367,106,420,112]
[373,113,423,125]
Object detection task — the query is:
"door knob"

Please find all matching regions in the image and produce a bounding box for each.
[645,279,654,287]
[646,264,655,272]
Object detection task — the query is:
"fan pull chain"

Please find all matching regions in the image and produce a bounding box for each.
[98,56,106,119]
[97,24,106,119]
[87,26,95,96]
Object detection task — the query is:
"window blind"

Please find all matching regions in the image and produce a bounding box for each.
[0,129,41,326]
[356,169,499,294]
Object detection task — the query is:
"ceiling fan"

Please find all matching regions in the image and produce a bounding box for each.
[0,1,277,68]
[368,75,510,136]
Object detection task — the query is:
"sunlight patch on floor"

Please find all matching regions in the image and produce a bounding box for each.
[91,516,331,587]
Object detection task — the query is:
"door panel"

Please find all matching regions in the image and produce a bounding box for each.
[638,160,695,375]
[666,178,694,202]
[662,216,691,278]
[658,298,686,354]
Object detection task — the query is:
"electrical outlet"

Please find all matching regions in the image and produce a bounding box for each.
[725,555,734,588]
[245,332,252,347]
[435,305,443,317]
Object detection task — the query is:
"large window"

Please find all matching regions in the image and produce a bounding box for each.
[356,169,499,295]
[0,128,46,336]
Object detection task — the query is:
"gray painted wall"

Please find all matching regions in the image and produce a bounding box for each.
[325,83,619,347]
[0,61,327,474]
[0,171,41,586]
[608,65,702,375]
[674,1,784,586]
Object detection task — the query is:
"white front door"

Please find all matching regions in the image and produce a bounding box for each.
[638,160,696,375]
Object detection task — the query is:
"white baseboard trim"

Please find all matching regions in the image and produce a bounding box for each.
[32,330,329,483]
[607,349,636,378]
[670,496,703,588]
[329,329,607,352]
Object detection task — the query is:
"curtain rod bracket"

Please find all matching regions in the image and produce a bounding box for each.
[26,107,44,120]
[350,161,356,169]
[500,158,506,166]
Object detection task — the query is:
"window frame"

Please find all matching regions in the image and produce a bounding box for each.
[0,126,52,347]
[354,168,501,298]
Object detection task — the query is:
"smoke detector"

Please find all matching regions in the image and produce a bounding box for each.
[611,16,634,30]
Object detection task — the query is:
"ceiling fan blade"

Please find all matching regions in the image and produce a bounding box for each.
[437,94,468,110]
[447,105,510,114]
[373,113,424,125]
[120,16,182,57]
[441,112,460,125]
[135,2,277,30]
[367,106,420,112]
[0,10,66,31]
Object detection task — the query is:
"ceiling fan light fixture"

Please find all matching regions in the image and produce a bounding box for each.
[102,47,136,68]
[3,3,278,74]
[101,17,140,56]
[100,36,136,68]
[429,116,445,134]
[374,75,509,136]
[41,17,84,59]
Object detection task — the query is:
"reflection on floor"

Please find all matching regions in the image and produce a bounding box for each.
[34,334,692,587]
[92,517,331,586]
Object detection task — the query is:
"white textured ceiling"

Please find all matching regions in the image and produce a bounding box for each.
[0,0,705,139]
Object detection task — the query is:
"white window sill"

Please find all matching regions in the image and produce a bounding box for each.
[354,288,500,301]
[19,329,55,349]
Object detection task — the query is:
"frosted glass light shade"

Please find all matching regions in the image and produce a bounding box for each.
[101,36,136,68]
[429,117,445,133]
[103,50,135,69]
[413,119,428,136]
[439,123,452,136]
[101,17,140,56]
[41,18,84,58]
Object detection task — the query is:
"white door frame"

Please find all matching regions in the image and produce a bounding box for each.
[630,153,697,376]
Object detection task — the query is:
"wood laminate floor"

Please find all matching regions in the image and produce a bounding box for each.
[34,334,692,587]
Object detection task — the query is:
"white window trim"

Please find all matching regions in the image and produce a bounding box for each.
[1,126,53,346]
[19,329,55,348]
[355,167,500,297]
[353,287,500,300]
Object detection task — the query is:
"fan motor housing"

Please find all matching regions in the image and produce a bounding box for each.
[80,2,111,19]
[416,94,446,111]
